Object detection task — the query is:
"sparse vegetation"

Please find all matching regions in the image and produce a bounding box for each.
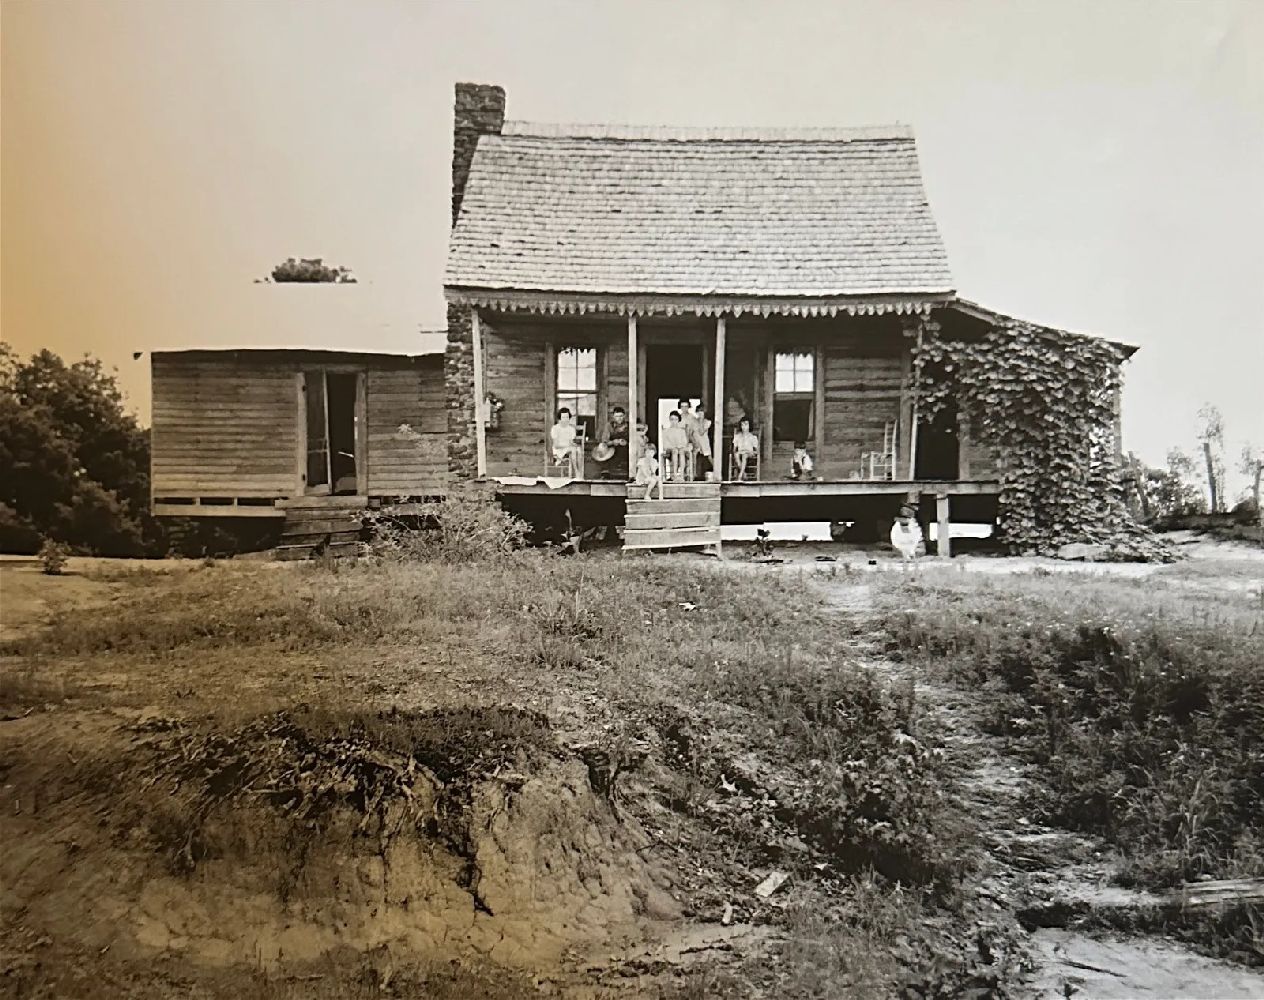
[37,537,70,575]
[875,570,1264,891]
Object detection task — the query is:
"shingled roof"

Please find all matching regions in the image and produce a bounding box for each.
[446,121,953,305]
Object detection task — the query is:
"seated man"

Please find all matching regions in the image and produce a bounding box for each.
[600,405,630,479]
[549,407,581,474]
[731,416,759,481]
[661,410,691,481]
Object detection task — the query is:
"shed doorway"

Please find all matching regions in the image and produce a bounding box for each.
[303,370,363,495]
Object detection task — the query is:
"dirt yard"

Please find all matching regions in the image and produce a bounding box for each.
[0,535,1260,998]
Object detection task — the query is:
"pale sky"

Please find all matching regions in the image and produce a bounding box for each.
[3,0,1261,494]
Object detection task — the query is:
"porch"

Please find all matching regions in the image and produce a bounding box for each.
[488,476,1001,557]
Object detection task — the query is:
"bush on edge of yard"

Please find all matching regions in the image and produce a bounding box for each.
[875,576,1264,889]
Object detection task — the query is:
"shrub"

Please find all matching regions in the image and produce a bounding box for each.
[366,484,527,564]
[876,576,1264,888]
[37,537,70,575]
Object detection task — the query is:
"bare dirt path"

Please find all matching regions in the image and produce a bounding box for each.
[786,561,1264,999]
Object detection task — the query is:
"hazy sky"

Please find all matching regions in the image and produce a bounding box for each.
[3,0,1261,490]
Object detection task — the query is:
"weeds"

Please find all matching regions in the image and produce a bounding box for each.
[875,573,1264,889]
[38,538,70,575]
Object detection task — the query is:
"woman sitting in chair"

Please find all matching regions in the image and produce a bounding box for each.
[661,410,691,482]
[731,416,759,481]
[549,407,581,475]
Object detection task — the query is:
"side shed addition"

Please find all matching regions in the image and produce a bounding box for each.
[149,348,446,517]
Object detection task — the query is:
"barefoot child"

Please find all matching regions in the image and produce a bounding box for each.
[661,410,690,482]
[732,416,758,481]
[634,442,661,500]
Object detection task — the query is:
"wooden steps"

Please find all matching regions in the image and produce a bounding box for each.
[276,498,366,560]
[623,483,722,552]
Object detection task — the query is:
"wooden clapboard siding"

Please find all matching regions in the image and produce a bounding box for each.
[819,337,904,480]
[151,355,298,497]
[152,350,447,503]
[366,358,446,495]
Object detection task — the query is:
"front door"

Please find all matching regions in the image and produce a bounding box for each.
[644,345,704,447]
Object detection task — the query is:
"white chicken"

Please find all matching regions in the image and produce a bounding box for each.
[890,508,924,568]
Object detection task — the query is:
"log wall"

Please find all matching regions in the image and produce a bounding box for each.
[481,317,628,478]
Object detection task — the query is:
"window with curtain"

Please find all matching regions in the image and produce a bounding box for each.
[556,347,599,438]
[773,351,814,442]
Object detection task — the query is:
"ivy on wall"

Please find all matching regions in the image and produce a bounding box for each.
[914,322,1170,560]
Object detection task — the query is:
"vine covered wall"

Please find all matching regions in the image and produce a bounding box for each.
[914,322,1170,561]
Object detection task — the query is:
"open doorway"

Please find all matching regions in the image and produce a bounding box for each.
[644,345,704,446]
[915,400,960,481]
[303,370,362,495]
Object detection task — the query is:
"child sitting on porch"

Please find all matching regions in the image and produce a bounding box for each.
[549,407,580,474]
[661,411,691,481]
[732,416,759,481]
[634,441,661,500]
[791,442,814,480]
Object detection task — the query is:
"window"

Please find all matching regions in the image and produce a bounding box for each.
[556,347,598,438]
[775,352,815,394]
[773,351,814,442]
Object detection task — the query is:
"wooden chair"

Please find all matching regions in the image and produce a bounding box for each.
[660,426,694,483]
[861,422,897,480]
[546,426,587,478]
[729,438,761,482]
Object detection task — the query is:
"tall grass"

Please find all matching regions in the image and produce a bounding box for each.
[875,572,1264,888]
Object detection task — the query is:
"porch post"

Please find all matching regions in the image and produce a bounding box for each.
[936,492,952,558]
[713,316,726,478]
[470,307,487,478]
[762,348,775,474]
[627,314,639,470]
[907,320,924,479]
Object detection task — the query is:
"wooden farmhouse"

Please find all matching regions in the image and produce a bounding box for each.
[147,81,1134,555]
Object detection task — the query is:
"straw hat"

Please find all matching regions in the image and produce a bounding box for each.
[592,441,616,462]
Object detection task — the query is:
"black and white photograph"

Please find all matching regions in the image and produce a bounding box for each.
[2,1,1262,996]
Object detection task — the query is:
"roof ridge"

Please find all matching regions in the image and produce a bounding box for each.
[500,121,914,142]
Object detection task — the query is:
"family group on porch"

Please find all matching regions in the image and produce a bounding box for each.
[549,400,814,492]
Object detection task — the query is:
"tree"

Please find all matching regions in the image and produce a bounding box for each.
[1130,449,1207,523]
[1196,404,1226,513]
[261,257,357,283]
[0,344,154,555]
[1240,443,1263,524]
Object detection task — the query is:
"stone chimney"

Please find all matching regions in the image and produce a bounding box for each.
[451,82,505,228]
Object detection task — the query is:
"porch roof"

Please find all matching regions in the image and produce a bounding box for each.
[446,121,953,303]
